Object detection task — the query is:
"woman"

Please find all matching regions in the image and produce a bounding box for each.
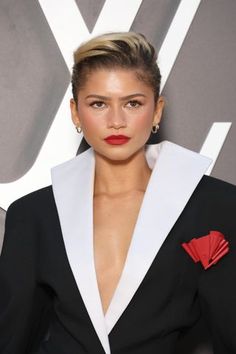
[0,32,235,354]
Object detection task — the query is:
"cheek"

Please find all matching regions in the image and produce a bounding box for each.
[78,109,102,134]
[133,109,154,132]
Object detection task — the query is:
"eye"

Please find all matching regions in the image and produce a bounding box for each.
[89,101,106,109]
[126,100,142,108]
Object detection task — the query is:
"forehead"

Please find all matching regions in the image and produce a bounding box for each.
[78,68,153,96]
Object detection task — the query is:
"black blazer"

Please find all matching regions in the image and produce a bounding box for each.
[0,143,236,354]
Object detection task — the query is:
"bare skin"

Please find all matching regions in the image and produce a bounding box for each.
[93,149,152,314]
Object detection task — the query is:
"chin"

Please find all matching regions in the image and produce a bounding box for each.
[95,146,144,163]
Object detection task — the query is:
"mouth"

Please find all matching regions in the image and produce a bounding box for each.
[104,135,130,145]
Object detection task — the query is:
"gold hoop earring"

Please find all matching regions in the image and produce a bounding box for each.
[76,125,82,134]
[151,124,159,134]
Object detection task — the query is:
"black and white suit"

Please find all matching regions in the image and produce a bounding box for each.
[0,141,235,354]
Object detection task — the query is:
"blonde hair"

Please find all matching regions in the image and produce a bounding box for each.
[71,32,161,103]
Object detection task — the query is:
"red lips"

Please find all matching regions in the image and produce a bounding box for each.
[104,135,130,145]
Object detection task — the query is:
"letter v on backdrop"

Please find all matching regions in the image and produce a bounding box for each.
[0,0,231,210]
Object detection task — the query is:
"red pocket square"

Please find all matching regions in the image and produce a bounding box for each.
[182,231,229,270]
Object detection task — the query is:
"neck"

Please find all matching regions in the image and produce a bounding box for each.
[94,148,152,197]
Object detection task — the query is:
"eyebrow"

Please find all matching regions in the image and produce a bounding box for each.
[85,93,147,100]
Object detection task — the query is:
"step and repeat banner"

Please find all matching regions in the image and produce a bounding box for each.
[0,1,236,352]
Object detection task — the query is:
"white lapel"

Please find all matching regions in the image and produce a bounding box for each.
[104,141,212,333]
[51,140,212,348]
[51,149,111,354]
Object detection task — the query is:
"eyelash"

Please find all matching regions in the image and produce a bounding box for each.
[89,100,143,109]
[89,101,105,108]
[126,100,142,108]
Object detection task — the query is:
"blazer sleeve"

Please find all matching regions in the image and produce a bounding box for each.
[0,199,52,354]
[197,177,236,353]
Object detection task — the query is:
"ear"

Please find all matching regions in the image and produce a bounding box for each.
[153,96,165,126]
[70,98,81,127]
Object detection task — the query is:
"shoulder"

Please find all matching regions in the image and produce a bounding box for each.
[190,176,236,242]
[200,174,236,192]
[2,187,56,255]
[193,174,236,204]
[183,175,236,233]
[6,186,55,221]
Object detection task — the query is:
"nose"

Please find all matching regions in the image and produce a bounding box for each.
[107,105,127,130]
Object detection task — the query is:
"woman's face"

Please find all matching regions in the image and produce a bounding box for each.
[70,68,164,162]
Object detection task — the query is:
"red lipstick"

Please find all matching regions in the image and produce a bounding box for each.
[104,135,130,145]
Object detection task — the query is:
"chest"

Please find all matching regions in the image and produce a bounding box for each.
[93,192,144,313]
